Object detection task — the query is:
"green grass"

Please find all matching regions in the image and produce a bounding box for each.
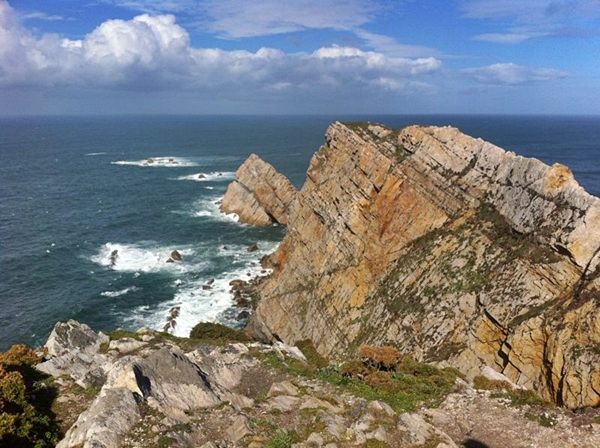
[317,356,459,413]
[188,322,251,344]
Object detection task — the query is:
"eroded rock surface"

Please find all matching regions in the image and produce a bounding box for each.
[247,121,600,408]
[36,320,600,447]
[220,153,298,225]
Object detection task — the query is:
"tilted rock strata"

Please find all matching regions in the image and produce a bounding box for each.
[219,153,298,225]
[248,121,600,408]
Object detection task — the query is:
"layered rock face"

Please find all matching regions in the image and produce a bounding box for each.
[247,121,600,408]
[220,153,298,225]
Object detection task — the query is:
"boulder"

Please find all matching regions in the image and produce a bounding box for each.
[37,320,110,388]
[247,243,259,252]
[171,250,182,261]
[57,388,141,448]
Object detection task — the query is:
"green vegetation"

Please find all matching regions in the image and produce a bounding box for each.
[0,345,60,448]
[188,322,250,344]
[252,342,459,413]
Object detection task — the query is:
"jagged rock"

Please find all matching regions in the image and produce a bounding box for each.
[397,413,458,447]
[203,284,213,290]
[171,250,182,261]
[226,415,253,442]
[109,249,118,268]
[108,337,146,354]
[247,122,600,408]
[166,257,174,263]
[57,387,141,448]
[236,310,250,320]
[268,380,299,397]
[220,153,298,226]
[229,279,248,291]
[247,243,259,252]
[44,320,109,357]
[198,173,206,179]
[37,320,109,388]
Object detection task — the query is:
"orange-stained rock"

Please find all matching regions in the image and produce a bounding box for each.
[245,121,600,409]
[220,154,297,226]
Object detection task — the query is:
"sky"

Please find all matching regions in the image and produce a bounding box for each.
[1,0,599,115]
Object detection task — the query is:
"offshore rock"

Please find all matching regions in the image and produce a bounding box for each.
[247,121,600,408]
[220,153,298,225]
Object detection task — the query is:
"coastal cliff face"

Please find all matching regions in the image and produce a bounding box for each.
[219,154,297,225]
[246,121,600,409]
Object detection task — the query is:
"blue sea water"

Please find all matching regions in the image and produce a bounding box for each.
[1,115,599,351]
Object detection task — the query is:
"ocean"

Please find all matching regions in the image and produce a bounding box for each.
[1,115,599,351]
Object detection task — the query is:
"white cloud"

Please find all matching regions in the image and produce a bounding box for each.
[354,30,442,58]
[22,11,69,21]
[462,0,600,43]
[0,3,441,96]
[463,63,569,85]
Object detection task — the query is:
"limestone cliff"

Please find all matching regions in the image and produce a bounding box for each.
[220,153,297,225]
[247,121,600,409]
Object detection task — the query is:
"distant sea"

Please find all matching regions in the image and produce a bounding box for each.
[1,115,599,351]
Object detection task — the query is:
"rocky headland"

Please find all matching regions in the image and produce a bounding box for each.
[224,121,600,410]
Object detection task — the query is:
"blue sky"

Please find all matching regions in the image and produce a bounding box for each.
[1,0,599,115]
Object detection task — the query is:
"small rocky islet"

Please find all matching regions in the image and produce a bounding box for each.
[4,121,600,447]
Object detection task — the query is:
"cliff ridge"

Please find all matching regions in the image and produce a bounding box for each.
[245,121,600,409]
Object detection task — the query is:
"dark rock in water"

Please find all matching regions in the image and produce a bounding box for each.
[229,279,247,291]
[146,158,154,164]
[207,278,215,285]
[260,254,278,270]
[171,250,183,261]
[237,310,250,321]
[166,258,174,263]
[109,249,118,268]
[202,284,213,290]
[198,173,206,179]
[247,244,258,252]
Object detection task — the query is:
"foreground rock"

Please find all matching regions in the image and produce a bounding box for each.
[220,153,298,225]
[36,321,600,447]
[246,121,600,408]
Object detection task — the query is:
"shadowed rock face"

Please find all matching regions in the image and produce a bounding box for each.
[219,153,298,226]
[246,121,600,408]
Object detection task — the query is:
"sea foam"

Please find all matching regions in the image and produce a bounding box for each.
[112,156,197,167]
[176,171,235,182]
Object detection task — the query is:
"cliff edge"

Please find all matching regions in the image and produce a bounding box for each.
[245,121,600,409]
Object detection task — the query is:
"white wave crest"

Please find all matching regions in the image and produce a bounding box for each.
[100,286,140,298]
[91,242,198,273]
[121,240,280,337]
[85,152,107,156]
[176,172,235,182]
[192,198,239,223]
[112,156,197,167]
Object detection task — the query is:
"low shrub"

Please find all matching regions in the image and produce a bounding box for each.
[189,322,250,343]
[359,344,402,370]
[0,345,60,448]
